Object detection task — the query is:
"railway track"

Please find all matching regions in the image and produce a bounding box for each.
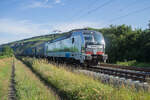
[48,60,150,83]
[101,63,150,73]
[84,64,150,82]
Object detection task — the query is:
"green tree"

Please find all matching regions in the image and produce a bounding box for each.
[0,46,14,57]
[97,25,144,63]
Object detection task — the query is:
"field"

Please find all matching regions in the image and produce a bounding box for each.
[0,57,59,100]
[15,59,58,100]
[0,57,150,100]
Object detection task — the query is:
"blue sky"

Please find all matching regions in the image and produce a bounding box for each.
[0,0,150,44]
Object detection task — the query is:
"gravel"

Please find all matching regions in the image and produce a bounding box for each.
[76,69,150,91]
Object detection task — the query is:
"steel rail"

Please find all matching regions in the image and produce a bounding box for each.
[100,63,150,73]
[84,65,150,82]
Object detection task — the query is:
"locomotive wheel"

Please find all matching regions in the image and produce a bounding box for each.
[84,60,98,67]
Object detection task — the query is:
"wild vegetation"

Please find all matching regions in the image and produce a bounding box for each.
[117,60,150,68]
[0,57,59,100]
[15,59,58,100]
[20,57,150,100]
[0,58,12,100]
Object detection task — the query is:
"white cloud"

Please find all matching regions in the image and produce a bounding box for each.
[55,0,61,4]
[0,19,50,36]
[22,0,63,9]
[0,18,104,44]
[0,19,103,35]
[23,0,52,9]
[0,38,11,45]
[52,21,103,32]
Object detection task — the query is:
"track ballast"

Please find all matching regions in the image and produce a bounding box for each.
[83,64,150,82]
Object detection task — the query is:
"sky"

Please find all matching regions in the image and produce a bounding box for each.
[0,0,150,44]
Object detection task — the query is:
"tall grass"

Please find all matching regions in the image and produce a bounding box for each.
[15,59,58,100]
[21,57,150,100]
[0,58,12,100]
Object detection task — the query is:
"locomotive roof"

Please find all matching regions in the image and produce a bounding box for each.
[47,29,101,43]
[47,32,72,43]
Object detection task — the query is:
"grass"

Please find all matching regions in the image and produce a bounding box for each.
[0,58,12,100]
[15,58,58,100]
[0,55,9,59]
[21,57,150,100]
[117,60,150,68]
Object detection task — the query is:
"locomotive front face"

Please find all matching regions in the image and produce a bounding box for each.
[83,31,107,62]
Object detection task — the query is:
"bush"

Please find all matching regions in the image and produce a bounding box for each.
[0,46,14,58]
[117,60,150,68]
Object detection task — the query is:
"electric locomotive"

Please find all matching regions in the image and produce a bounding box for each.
[44,29,107,65]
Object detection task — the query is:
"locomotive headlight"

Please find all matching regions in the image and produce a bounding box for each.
[101,39,105,44]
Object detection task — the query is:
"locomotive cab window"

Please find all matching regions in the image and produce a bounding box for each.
[83,32,104,45]
[84,34,94,43]
[93,32,105,44]
[84,35,93,41]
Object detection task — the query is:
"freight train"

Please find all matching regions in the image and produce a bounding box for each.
[22,29,108,65]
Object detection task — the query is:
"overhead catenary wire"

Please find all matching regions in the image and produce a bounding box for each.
[86,0,113,15]
[64,0,114,32]
[119,0,139,12]
[62,0,149,32]
[70,0,99,20]
[72,0,114,21]
[70,0,150,24]
[70,0,114,22]
[87,0,100,8]
[63,0,101,32]
[109,5,150,22]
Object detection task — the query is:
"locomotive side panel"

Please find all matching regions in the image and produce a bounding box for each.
[45,32,85,63]
[46,37,73,58]
[71,31,85,62]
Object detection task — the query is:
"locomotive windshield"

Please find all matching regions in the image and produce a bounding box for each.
[84,34,94,42]
[83,31,104,44]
